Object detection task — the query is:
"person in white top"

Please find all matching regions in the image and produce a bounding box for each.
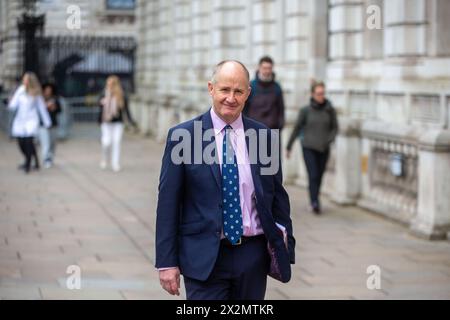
[98,75,136,172]
[8,72,51,173]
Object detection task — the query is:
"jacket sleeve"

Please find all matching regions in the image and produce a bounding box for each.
[277,86,285,130]
[271,136,296,263]
[7,85,25,111]
[36,96,52,128]
[97,94,104,124]
[155,128,184,268]
[286,107,306,151]
[328,105,339,145]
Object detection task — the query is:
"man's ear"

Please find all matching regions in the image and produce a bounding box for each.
[207,81,214,96]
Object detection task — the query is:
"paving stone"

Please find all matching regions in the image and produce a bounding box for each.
[1,124,450,300]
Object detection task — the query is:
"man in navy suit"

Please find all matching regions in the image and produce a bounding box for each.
[155,60,295,300]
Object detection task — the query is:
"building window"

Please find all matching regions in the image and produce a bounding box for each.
[106,0,136,10]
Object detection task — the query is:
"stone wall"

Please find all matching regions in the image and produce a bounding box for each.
[98,0,450,239]
[325,0,450,238]
[0,0,23,90]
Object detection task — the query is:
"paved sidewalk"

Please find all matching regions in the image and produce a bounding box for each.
[1,124,450,300]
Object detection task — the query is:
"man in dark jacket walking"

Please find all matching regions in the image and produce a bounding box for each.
[286,80,338,214]
[243,56,285,130]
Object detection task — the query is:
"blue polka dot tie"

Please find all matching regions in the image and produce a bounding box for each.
[222,125,243,245]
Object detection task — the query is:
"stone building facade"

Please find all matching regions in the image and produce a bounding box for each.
[130,0,450,240]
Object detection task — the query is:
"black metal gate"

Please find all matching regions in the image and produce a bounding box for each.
[34,36,137,98]
[10,3,137,129]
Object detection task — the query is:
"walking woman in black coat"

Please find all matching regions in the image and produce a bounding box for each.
[286,80,339,214]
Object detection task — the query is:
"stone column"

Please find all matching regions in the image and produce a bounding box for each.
[282,0,320,184]
[249,0,278,62]
[307,0,328,79]
[328,0,364,61]
[0,0,23,89]
[333,118,361,204]
[211,0,247,63]
[130,89,156,137]
[131,0,156,137]
[364,0,383,59]
[156,95,177,143]
[410,130,450,240]
[428,0,450,57]
[383,0,427,57]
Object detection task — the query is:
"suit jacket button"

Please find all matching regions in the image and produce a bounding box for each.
[219,204,223,209]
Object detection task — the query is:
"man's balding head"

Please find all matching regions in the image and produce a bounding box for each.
[208,60,252,124]
[211,60,250,85]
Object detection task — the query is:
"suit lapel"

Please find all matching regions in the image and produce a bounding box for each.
[243,116,263,200]
[243,117,278,243]
[201,109,222,190]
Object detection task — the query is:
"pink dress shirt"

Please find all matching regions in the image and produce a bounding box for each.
[210,108,264,237]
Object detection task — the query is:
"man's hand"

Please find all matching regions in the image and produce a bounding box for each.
[159,267,181,296]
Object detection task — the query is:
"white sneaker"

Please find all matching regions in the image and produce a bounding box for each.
[44,161,52,169]
[112,165,121,172]
[100,161,107,170]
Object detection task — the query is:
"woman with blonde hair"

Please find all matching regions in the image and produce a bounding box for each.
[98,75,136,172]
[8,72,51,173]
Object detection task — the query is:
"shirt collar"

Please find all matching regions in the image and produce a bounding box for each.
[210,107,244,136]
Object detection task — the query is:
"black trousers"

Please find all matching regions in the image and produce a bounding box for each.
[183,235,270,300]
[302,147,330,209]
[17,137,39,171]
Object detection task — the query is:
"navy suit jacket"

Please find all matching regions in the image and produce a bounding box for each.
[155,109,295,282]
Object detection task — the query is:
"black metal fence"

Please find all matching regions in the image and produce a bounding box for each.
[1,10,137,135]
[35,36,136,98]
[19,35,138,127]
